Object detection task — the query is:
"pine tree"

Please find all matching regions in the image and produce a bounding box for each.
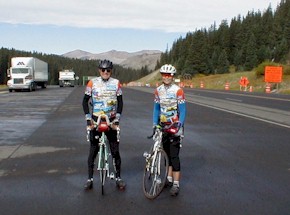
[244,33,258,70]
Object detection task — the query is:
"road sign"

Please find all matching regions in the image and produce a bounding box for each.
[264,66,283,83]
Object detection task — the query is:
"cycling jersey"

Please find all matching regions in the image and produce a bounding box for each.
[153,84,186,126]
[83,77,122,118]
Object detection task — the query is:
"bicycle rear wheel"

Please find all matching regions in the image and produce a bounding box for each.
[143,149,169,199]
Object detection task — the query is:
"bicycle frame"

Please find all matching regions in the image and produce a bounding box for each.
[145,128,163,174]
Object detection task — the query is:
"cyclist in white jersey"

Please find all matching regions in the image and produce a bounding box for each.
[153,64,186,196]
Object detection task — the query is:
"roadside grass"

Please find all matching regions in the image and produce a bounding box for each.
[135,70,290,94]
[0,85,8,90]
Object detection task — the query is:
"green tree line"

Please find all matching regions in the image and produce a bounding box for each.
[156,0,290,77]
[0,48,150,85]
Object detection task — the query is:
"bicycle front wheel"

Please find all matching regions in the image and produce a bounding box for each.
[100,169,107,195]
[98,146,107,195]
[142,149,169,199]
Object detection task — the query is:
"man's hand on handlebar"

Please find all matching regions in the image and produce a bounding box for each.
[112,113,121,126]
[111,114,121,130]
[112,118,119,125]
[86,120,94,130]
[86,120,92,126]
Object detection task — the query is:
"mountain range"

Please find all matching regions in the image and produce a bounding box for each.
[62,49,162,71]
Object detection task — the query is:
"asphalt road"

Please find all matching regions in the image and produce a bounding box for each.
[0,86,289,215]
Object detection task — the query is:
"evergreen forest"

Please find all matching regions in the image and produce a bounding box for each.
[156,0,290,77]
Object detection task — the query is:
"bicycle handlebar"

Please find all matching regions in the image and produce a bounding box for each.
[90,113,119,127]
[87,113,120,141]
[93,113,111,126]
[147,121,181,139]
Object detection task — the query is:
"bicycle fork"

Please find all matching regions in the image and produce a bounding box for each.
[153,150,162,185]
[144,150,161,183]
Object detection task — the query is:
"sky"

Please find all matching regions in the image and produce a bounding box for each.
[0,0,282,55]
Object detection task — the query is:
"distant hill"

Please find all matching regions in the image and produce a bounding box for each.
[62,49,162,71]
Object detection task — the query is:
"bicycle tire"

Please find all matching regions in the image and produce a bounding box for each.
[98,145,107,195]
[143,149,169,199]
[101,169,107,195]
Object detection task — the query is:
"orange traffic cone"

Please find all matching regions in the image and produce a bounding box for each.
[265,84,271,93]
[249,86,253,92]
[224,82,230,90]
[200,81,204,89]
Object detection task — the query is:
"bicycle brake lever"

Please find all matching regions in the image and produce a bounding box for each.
[147,135,153,139]
[147,126,158,139]
[114,121,119,126]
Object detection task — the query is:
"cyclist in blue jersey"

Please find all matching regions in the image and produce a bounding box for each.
[82,59,125,190]
[153,64,186,196]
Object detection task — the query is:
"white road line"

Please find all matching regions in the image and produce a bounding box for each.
[189,101,290,129]
[226,98,242,102]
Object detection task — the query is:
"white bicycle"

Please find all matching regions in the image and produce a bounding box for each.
[142,122,181,199]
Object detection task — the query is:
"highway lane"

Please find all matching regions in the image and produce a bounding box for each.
[132,87,290,128]
[0,86,289,215]
[184,88,290,112]
[185,88,290,128]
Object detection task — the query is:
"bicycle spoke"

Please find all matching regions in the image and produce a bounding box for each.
[143,149,169,199]
[98,144,107,195]
[101,169,107,195]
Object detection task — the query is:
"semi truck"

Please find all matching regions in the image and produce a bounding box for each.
[7,57,48,92]
[59,70,75,87]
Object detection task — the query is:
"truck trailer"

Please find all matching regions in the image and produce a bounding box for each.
[7,57,48,92]
[59,70,75,87]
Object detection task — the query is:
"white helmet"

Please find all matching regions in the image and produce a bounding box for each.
[160,64,176,75]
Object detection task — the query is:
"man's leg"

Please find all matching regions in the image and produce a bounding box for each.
[84,130,99,190]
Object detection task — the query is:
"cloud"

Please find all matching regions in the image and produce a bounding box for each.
[0,0,279,32]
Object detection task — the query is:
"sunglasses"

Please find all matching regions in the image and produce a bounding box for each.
[101,68,111,73]
[161,73,173,77]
